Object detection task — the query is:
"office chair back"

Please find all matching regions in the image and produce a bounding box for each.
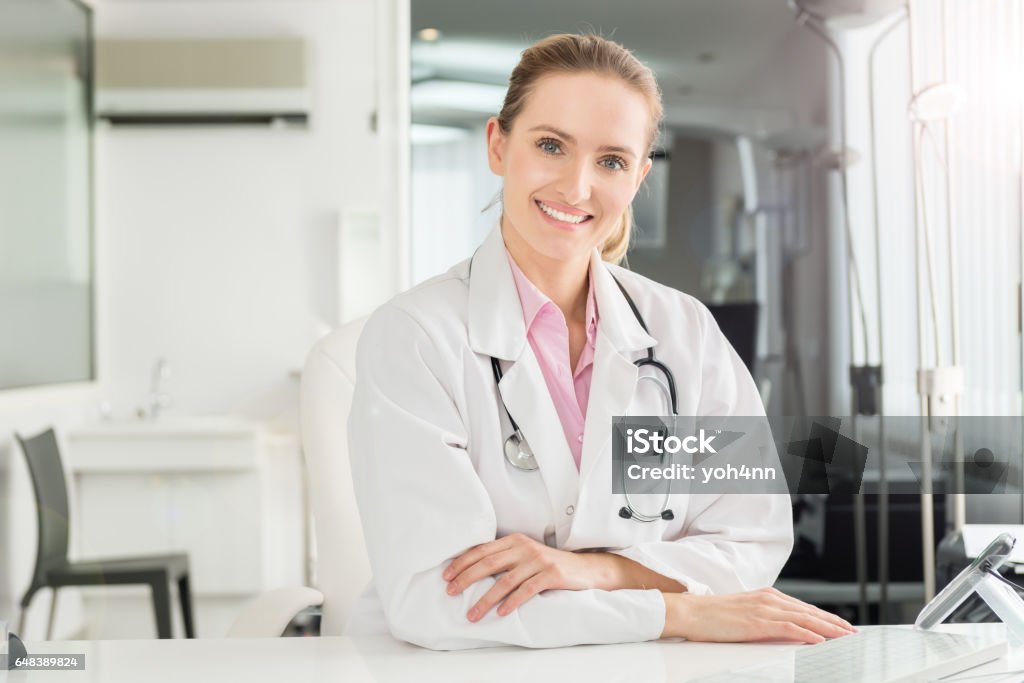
[300,316,373,636]
[15,428,71,604]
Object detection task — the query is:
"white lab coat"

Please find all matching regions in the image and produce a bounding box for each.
[328,224,793,650]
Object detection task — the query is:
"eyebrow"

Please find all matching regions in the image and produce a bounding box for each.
[527,125,639,159]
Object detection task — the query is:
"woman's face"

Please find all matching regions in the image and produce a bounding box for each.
[486,72,654,265]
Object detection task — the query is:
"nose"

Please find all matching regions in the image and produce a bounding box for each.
[554,158,593,207]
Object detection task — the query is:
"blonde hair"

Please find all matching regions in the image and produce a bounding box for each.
[496,33,663,264]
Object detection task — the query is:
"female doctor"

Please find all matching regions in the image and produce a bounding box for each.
[328,33,856,650]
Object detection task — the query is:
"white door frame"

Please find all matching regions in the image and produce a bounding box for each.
[375,0,411,295]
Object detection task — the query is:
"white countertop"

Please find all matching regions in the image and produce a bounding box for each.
[14,624,1021,683]
[65,416,299,473]
[67,416,266,439]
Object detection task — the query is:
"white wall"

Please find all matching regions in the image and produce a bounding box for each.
[1,0,400,639]
[94,0,380,422]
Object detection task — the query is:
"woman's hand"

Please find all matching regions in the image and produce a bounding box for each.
[663,587,857,644]
[443,533,610,621]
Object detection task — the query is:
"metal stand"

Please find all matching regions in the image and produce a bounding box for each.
[850,366,884,624]
[906,0,966,602]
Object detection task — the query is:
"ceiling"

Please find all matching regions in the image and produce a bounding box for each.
[410,0,804,102]
[82,0,821,136]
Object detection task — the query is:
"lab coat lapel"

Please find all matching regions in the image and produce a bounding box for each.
[468,224,580,528]
[496,348,581,529]
[578,330,639,487]
[467,224,526,361]
[578,250,659,487]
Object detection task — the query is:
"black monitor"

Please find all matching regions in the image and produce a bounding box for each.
[704,302,759,373]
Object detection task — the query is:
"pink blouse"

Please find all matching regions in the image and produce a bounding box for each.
[505,249,598,471]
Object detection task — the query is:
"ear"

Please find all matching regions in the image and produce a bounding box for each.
[634,156,654,191]
[485,116,507,177]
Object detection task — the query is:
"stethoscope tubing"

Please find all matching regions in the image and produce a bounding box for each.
[486,265,678,522]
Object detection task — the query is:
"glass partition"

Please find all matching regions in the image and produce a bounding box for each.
[0,0,94,390]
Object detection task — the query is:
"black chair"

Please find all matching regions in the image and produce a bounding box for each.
[15,428,194,639]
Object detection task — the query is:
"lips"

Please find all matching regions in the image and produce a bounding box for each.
[534,199,593,226]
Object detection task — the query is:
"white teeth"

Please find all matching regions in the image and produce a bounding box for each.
[537,201,589,224]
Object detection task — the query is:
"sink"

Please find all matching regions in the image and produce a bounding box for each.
[67,416,272,473]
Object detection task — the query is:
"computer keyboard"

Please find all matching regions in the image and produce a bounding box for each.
[693,626,1008,682]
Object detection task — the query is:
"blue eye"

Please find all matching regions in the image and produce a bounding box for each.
[538,138,561,154]
[601,157,627,171]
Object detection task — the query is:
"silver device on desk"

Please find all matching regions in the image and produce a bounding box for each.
[916,532,1015,630]
[918,532,1024,649]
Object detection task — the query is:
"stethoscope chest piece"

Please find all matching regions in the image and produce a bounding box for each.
[504,431,539,471]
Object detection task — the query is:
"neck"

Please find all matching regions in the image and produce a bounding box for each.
[501,216,590,324]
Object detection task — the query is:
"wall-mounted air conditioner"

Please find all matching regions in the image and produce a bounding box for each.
[95,38,309,125]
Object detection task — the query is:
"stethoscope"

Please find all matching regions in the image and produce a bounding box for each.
[483,255,679,523]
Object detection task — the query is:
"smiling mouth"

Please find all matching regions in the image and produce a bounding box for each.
[535,200,593,225]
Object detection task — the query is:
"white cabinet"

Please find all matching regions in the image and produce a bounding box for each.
[67,418,303,638]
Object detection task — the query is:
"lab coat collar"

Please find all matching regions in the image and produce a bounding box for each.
[467,222,658,360]
[589,246,659,355]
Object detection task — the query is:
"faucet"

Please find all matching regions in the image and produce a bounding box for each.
[148,357,172,418]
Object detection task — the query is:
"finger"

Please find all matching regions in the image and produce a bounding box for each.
[496,572,549,617]
[806,607,857,632]
[765,606,851,643]
[444,538,510,581]
[789,601,857,632]
[468,564,541,622]
[765,589,857,631]
[770,621,826,645]
[766,608,852,640]
[448,534,527,581]
[448,548,518,596]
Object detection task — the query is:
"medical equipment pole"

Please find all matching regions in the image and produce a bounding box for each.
[906,0,933,604]
[867,8,908,624]
[940,0,966,535]
[907,0,966,602]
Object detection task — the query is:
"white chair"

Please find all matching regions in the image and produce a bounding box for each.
[227,316,371,637]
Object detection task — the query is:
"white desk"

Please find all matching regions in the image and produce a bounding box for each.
[13,624,1022,682]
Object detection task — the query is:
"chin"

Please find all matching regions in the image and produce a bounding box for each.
[530,231,598,263]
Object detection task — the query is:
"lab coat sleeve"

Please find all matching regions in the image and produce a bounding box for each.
[610,298,794,596]
[342,305,666,650]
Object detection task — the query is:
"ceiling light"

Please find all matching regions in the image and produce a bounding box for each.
[418,28,441,42]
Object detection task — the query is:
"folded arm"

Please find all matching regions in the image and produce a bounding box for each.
[340,306,667,650]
